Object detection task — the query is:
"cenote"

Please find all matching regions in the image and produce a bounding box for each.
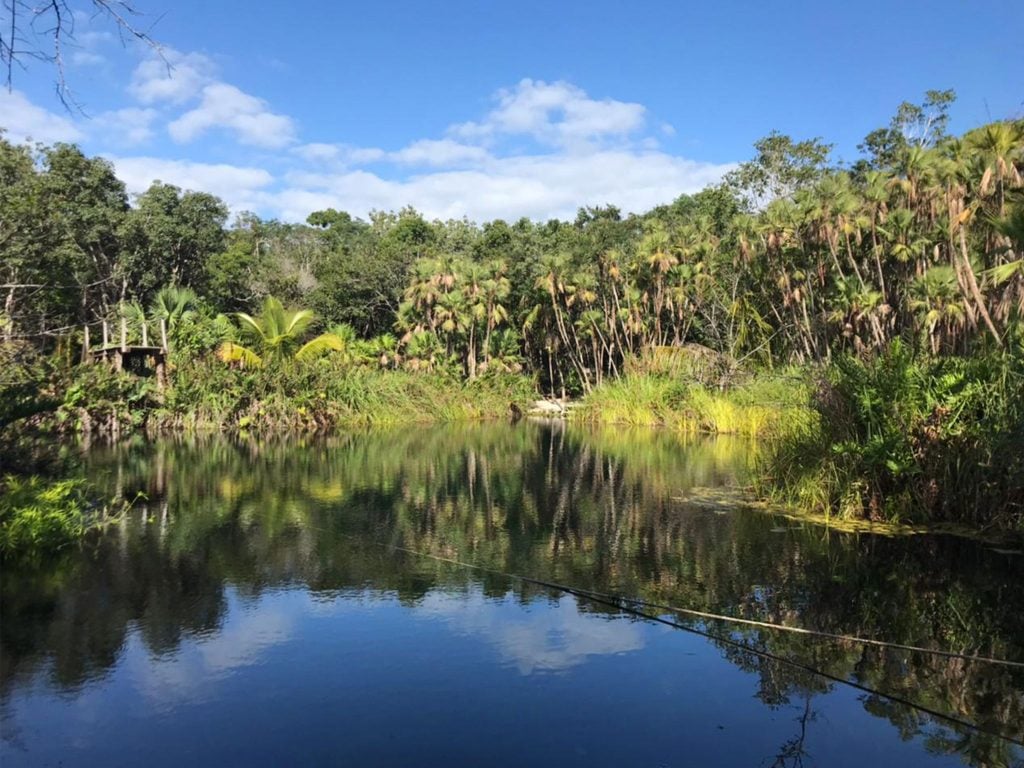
[1,422,1022,767]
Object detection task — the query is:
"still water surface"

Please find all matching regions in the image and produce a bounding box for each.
[2,423,1022,767]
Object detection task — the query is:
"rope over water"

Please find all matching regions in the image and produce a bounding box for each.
[390,543,1024,748]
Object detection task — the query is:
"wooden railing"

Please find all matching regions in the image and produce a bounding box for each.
[83,317,169,388]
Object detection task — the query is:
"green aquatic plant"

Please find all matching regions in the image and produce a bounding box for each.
[0,476,90,555]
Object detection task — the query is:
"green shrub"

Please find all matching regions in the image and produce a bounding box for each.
[0,476,91,555]
[152,356,537,432]
[0,342,61,429]
[762,341,1024,528]
[56,364,154,438]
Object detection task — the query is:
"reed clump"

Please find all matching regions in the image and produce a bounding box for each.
[575,371,817,440]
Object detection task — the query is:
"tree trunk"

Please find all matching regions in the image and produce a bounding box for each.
[959,228,1003,346]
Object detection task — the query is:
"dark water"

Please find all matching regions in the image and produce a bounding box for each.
[2,423,1022,767]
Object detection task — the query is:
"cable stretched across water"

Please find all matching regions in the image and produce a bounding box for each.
[389,543,1024,748]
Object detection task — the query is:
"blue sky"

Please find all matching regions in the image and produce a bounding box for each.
[3,0,1022,222]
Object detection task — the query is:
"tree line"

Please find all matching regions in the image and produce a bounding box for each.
[3,91,1022,394]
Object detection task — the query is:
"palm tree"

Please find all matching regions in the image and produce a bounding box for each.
[150,286,199,332]
[910,266,965,353]
[217,296,348,368]
[967,121,1024,217]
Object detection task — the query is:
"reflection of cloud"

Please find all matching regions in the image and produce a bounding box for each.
[417,590,644,674]
[127,589,295,708]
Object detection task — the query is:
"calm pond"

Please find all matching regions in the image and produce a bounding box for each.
[1,423,1022,767]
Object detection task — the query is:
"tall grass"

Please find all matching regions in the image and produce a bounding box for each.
[760,342,1024,530]
[575,372,817,440]
[151,359,538,433]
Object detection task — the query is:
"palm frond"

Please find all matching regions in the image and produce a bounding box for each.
[295,333,346,361]
[217,341,262,368]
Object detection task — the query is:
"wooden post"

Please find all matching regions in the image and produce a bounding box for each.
[82,325,90,363]
[120,317,127,352]
[160,318,168,353]
[142,322,149,347]
[102,320,109,349]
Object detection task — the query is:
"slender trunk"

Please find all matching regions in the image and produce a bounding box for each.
[483,306,493,365]
[959,227,1002,346]
[843,231,867,288]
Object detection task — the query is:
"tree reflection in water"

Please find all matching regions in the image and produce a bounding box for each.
[2,422,1021,767]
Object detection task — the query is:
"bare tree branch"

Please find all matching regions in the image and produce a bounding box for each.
[1,0,163,111]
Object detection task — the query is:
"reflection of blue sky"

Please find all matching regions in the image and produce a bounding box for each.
[70,585,645,717]
[414,590,645,674]
[120,586,643,709]
[4,583,1006,768]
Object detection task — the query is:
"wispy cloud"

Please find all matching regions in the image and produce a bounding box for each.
[168,82,296,148]
[108,156,274,207]
[128,50,216,106]
[94,107,159,145]
[0,90,84,143]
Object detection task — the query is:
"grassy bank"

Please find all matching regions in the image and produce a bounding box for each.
[51,360,538,437]
[758,343,1024,531]
[573,372,817,440]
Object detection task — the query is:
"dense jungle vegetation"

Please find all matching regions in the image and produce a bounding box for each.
[2,90,1023,543]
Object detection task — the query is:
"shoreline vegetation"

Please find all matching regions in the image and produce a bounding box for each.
[3,93,1024,553]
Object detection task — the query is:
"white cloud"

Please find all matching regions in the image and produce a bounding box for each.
[8,72,734,225]
[108,155,274,210]
[292,142,386,166]
[292,142,343,163]
[168,83,296,148]
[271,149,733,222]
[271,79,732,221]
[129,50,215,105]
[69,28,115,66]
[0,90,84,143]
[72,50,107,66]
[390,138,491,167]
[94,107,158,145]
[450,79,647,148]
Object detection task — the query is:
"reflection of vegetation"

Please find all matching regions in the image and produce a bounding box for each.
[768,696,814,768]
[2,425,1021,766]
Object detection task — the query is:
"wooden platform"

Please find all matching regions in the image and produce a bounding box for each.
[82,319,169,388]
